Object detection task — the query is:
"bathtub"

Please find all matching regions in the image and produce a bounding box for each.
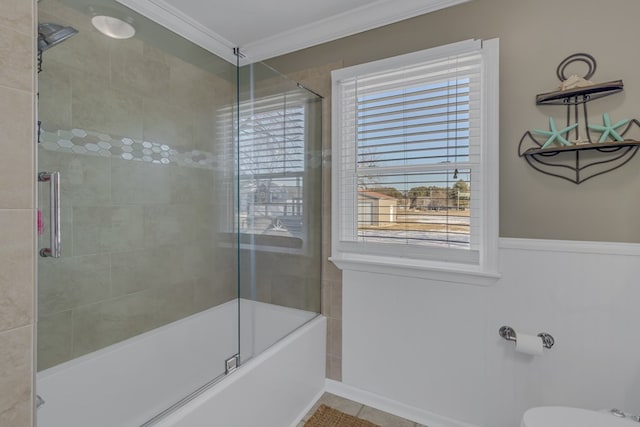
[37,299,326,427]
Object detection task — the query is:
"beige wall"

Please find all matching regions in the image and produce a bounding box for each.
[0,0,35,425]
[266,0,640,380]
[268,0,640,243]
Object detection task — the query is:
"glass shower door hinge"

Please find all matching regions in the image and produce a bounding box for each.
[225,354,239,375]
[36,394,45,410]
[233,47,245,58]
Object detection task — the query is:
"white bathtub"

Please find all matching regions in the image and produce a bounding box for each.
[37,299,326,427]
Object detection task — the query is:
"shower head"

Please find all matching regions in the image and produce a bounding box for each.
[38,23,78,51]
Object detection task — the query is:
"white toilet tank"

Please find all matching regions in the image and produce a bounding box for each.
[521,406,638,427]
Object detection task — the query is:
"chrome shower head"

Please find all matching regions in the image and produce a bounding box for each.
[38,23,78,51]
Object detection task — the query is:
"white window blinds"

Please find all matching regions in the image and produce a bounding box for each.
[238,98,305,178]
[332,39,499,274]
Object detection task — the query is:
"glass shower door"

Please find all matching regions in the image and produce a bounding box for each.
[36,0,238,425]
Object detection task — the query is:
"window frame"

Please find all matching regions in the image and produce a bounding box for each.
[330,39,500,285]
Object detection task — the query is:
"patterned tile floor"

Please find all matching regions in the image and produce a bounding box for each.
[298,393,427,427]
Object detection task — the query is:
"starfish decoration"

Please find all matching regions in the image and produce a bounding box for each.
[533,117,578,149]
[587,113,629,142]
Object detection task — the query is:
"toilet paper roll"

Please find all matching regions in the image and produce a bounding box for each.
[515,332,544,356]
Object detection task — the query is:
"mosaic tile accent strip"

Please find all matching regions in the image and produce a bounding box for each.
[40,128,218,170]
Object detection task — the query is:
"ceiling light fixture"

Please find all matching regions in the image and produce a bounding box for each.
[91,15,135,39]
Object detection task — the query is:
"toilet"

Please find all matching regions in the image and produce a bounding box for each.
[521,406,638,426]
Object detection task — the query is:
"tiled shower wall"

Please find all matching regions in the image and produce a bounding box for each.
[0,0,36,425]
[282,62,344,380]
[36,0,237,370]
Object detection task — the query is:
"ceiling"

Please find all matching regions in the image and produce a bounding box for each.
[116,0,470,65]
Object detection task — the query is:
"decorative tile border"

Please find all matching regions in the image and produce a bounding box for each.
[40,128,218,170]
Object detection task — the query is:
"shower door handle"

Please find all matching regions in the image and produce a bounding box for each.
[38,171,61,258]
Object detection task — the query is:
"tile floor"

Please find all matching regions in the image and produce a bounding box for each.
[298,393,427,427]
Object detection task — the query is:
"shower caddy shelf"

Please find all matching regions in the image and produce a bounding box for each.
[518,54,640,184]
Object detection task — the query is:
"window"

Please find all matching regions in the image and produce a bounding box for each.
[331,39,500,282]
[232,92,311,253]
[217,91,318,253]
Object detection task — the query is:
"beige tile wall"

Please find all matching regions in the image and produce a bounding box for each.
[0,0,36,425]
[36,0,237,370]
[284,62,344,380]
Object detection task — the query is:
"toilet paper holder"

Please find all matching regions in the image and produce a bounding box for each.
[498,326,555,349]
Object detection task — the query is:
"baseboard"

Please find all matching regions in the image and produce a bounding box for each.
[325,379,479,427]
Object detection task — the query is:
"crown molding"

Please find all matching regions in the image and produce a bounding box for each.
[116,0,238,64]
[118,0,471,65]
[240,0,471,64]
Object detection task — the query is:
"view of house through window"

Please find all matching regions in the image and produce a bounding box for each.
[357,172,471,248]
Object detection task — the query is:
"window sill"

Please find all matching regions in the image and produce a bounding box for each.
[219,232,307,255]
[329,255,501,286]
